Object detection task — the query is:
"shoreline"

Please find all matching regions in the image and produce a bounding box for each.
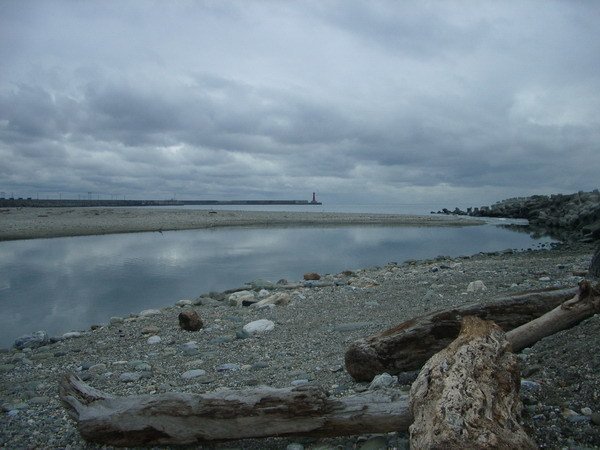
[1,242,598,448]
[0,207,484,241]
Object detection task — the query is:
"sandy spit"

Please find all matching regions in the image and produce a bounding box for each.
[0,207,484,241]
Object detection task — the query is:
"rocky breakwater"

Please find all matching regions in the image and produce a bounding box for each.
[437,190,600,242]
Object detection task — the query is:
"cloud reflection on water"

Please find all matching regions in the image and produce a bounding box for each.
[0,225,553,346]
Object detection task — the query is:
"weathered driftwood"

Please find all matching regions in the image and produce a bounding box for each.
[590,245,600,278]
[345,286,577,381]
[507,280,600,352]
[410,316,536,449]
[59,374,411,446]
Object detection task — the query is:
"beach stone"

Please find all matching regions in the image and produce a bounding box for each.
[251,361,270,370]
[369,372,398,390]
[228,290,256,307]
[147,335,161,344]
[581,407,593,416]
[291,379,309,386]
[591,413,600,425]
[175,299,194,307]
[119,372,142,382]
[139,309,161,317]
[251,292,291,308]
[180,341,199,355]
[109,316,124,325]
[257,289,271,298]
[14,331,49,350]
[181,369,206,379]
[467,280,487,292]
[141,325,160,335]
[130,361,152,371]
[178,310,203,331]
[303,272,321,280]
[243,319,275,335]
[216,363,240,372]
[538,276,551,282]
[61,331,82,339]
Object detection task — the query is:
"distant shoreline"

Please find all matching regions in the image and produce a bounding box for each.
[0,198,322,208]
[0,207,484,241]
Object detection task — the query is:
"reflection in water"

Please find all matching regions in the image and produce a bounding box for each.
[0,225,553,346]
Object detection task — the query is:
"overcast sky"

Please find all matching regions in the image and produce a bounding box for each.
[1,1,599,208]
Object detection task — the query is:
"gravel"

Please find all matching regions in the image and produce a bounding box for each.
[0,242,598,449]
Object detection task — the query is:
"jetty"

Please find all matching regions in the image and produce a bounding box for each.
[0,198,322,208]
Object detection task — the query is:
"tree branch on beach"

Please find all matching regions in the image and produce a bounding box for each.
[59,375,411,446]
[344,286,579,381]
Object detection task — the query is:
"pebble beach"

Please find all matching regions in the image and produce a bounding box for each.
[0,208,599,449]
[0,207,483,241]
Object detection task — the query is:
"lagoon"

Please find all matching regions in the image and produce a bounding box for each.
[0,222,552,347]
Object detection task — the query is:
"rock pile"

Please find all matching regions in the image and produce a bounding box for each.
[436,190,600,242]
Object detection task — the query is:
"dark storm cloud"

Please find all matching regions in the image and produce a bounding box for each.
[0,1,599,204]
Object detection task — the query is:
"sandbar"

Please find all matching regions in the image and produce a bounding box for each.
[0,207,484,241]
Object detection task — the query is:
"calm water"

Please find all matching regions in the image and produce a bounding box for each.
[0,223,552,347]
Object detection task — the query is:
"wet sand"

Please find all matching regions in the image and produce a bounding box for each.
[0,207,484,241]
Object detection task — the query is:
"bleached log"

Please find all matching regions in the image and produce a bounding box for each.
[59,374,411,446]
[410,316,536,449]
[345,286,577,381]
[507,280,600,352]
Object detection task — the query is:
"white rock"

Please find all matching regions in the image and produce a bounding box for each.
[250,292,291,309]
[243,319,275,335]
[139,309,161,317]
[258,289,271,298]
[61,331,82,339]
[538,276,551,282]
[467,280,487,292]
[369,373,398,390]
[147,335,161,344]
[581,407,593,416]
[228,290,256,307]
[175,299,194,307]
[181,369,207,379]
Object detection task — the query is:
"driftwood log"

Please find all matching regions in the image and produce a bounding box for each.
[590,245,600,278]
[345,286,577,381]
[507,280,600,352]
[410,316,536,449]
[59,375,411,446]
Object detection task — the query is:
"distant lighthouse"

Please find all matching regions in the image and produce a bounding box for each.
[310,192,320,204]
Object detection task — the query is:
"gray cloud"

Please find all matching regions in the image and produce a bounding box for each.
[0,0,599,206]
